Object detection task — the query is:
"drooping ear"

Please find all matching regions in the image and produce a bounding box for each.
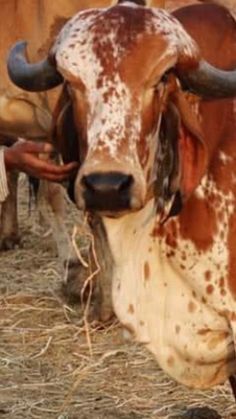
[51,84,79,202]
[173,87,208,201]
[156,77,208,218]
[52,83,79,165]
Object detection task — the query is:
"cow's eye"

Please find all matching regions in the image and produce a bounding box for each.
[153,72,170,91]
[161,73,168,83]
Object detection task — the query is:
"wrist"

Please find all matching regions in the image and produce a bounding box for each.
[4,147,16,171]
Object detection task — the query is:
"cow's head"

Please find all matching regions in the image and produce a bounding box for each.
[7,1,236,217]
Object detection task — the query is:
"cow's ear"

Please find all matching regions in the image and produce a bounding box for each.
[52,84,79,202]
[158,84,208,218]
[178,118,207,200]
[52,84,79,165]
[172,88,208,201]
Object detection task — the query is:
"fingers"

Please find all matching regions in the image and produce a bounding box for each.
[22,154,78,181]
[38,161,78,179]
[7,140,79,181]
[16,141,54,154]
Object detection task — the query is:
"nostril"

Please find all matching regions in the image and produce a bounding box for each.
[82,172,133,193]
[118,174,133,191]
[82,174,96,192]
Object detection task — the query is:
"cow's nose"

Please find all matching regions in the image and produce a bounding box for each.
[83,172,133,193]
[81,172,134,212]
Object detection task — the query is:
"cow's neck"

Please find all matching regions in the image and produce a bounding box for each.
[102,187,236,389]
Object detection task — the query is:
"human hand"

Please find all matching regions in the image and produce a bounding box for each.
[4,141,78,182]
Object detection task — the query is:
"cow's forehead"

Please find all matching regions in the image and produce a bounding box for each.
[53,4,198,161]
[54,4,197,84]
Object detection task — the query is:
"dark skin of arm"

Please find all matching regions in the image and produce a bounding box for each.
[4,141,78,182]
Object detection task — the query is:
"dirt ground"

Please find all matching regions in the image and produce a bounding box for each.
[0,175,235,419]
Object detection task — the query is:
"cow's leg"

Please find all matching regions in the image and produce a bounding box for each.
[0,170,20,250]
[36,180,72,264]
[62,214,114,322]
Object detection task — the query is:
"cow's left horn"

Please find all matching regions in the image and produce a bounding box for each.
[7,41,63,92]
[177,59,236,98]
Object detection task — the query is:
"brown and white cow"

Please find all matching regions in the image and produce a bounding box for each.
[8,0,236,390]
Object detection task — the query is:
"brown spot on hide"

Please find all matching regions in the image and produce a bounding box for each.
[128,304,135,314]
[232,312,236,321]
[220,289,227,297]
[179,194,217,252]
[220,231,225,240]
[144,261,150,282]
[167,356,175,367]
[166,250,175,258]
[175,325,181,334]
[198,328,210,336]
[206,284,214,295]
[219,277,225,288]
[205,270,212,282]
[188,301,197,313]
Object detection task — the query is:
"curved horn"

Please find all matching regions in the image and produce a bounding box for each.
[177,60,236,98]
[7,41,63,92]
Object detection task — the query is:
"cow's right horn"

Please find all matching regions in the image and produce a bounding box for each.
[7,41,63,92]
[177,59,236,99]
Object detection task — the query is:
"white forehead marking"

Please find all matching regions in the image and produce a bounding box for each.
[54,5,197,160]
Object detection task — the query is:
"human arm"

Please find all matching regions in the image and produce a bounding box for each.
[4,141,78,182]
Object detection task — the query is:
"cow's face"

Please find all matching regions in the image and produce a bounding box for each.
[53,3,199,216]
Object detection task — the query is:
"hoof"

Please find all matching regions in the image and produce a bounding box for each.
[0,235,21,251]
[182,407,222,419]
